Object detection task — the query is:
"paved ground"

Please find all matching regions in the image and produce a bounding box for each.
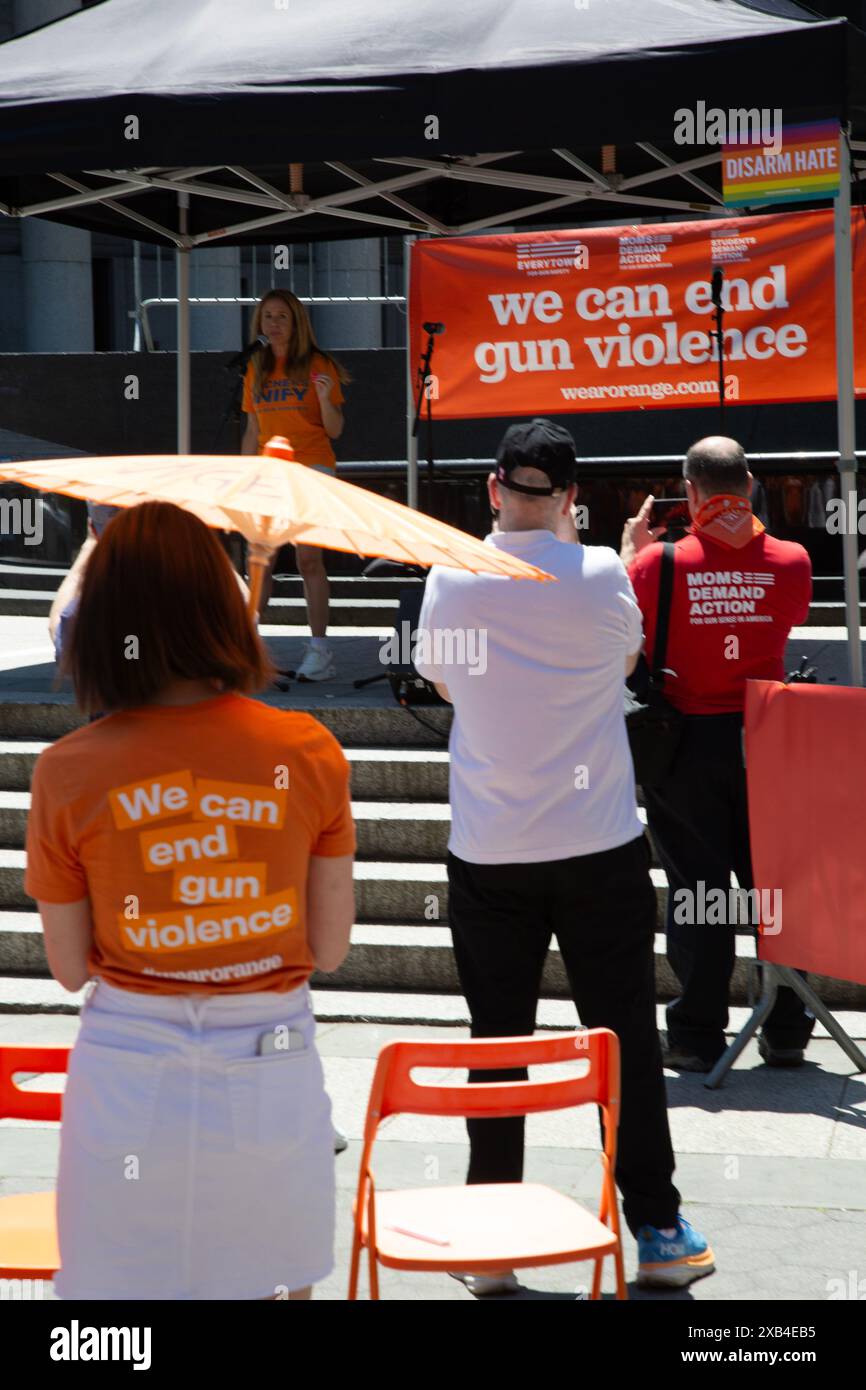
[0,615,397,703]
[3,1005,865,1302]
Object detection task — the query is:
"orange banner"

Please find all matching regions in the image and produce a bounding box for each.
[410,209,866,418]
[746,680,866,987]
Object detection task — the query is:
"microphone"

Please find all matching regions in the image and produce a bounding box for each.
[711,268,724,310]
[225,334,268,372]
[423,321,445,335]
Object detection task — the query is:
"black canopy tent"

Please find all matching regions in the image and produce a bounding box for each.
[0,0,864,245]
[0,0,864,678]
[0,0,864,179]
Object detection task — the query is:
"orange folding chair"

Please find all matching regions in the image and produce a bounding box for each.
[0,1046,69,1279]
[349,1028,626,1300]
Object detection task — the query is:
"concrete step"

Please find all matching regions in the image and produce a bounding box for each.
[2,923,864,1011]
[0,563,420,600]
[0,562,67,593]
[0,793,455,857]
[5,587,860,630]
[0,914,757,1005]
[0,740,49,791]
[1,853,446,917]
[0,699,453,745]
[0,791,651,859]
[1,851,664,919]
[0,589,400,627]
[352,802,451,858]
[0,741,452,800]
[345,748,449,801]
[0,791,28,844]
[330,926,756,1000]
[4,557,855,604]
[805,602,866,626]
[1,580,860,630]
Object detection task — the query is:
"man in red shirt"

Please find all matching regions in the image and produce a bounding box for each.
[622,436,814,1071]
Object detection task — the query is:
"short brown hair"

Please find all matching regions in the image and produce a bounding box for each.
[63,502,275,713]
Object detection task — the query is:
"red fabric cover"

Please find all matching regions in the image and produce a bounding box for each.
[746,679,866,985]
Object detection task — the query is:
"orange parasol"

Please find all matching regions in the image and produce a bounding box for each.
[0,437,554,614]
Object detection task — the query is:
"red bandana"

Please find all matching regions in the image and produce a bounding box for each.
[692,494,764,550]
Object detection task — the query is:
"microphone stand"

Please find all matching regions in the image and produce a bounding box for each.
[412,329,437,511]
[710,290,725,431]
[212,340,266,452]
[212,361,246,453]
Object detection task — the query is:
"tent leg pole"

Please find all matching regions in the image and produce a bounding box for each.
[704,964,779,1090]
[775,966,866,1073]
[834,130,862,687]
[405,234,419,511]
[177,192,191,455]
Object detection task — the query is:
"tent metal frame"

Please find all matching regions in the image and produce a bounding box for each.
[6,145,864,241]
[3,148,759,243]
[705,962,866,1089]
[2,143,864,682]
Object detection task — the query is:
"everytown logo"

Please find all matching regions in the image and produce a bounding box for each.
[0,495,43,546]
[516,240,589,277]
[674,102,782,154]
[379,623,488,676]
[50,1320,151,1370]
[671,881,782,935]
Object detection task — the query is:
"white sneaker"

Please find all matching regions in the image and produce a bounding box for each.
[449,1270,520,1297]
[294,644,336,682]
[333,1125,348,1154]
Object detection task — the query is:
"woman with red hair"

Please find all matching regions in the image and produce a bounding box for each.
[26,502,356,1300]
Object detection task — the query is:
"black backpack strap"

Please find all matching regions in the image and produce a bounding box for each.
[650,542,675,686]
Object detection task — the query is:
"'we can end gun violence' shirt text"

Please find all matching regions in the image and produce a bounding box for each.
[25,694,355,994]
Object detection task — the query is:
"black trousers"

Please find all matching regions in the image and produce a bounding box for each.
[644,712,815,1064]
[447,835,679,1237]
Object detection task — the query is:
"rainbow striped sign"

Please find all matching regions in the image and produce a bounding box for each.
[723,121,840,207]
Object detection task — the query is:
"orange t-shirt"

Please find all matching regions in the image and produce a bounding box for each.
[242,350,344,465]
[24,694,355,995]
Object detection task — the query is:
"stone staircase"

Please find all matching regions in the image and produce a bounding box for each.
[3,561,863,626]
[0,559,862,1019]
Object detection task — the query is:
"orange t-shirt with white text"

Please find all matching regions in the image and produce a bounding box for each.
[25,694,355,995]
[242,350,343,465]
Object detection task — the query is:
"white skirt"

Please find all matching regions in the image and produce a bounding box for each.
[55,978,335,1300]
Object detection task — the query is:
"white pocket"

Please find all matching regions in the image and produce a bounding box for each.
[64,1038,166,1161]
[226,1047,321,1161]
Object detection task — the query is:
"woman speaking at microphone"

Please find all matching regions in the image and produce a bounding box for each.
[241,289,349,682]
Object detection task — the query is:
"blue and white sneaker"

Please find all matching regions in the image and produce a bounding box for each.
[637,1216,715,1288]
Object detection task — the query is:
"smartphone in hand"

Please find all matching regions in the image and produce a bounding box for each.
[648,497,690,534]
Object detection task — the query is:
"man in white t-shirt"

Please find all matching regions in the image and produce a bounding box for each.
[415,418,713,1294]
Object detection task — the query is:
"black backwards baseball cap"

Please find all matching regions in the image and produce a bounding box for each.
[494,418,577,496]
